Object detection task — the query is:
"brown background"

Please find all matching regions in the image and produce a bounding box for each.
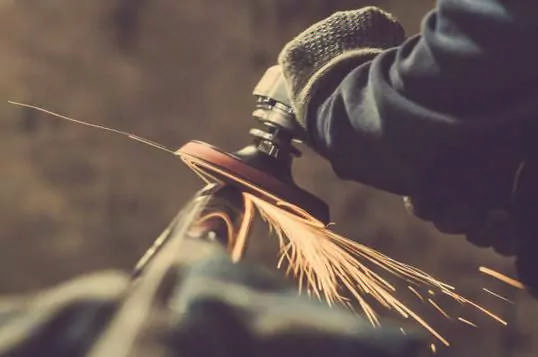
[0,1,536,356]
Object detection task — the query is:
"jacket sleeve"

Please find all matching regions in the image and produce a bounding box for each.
[308,0,538,195]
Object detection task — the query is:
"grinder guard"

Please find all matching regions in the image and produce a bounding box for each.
[178,66,329,224]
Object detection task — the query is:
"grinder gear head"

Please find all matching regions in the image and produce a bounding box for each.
[178,66,330,223]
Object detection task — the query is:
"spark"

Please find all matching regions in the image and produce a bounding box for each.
[441,288,506,326]
[400,327,406,335]
[245,193,451,346]
[430,343,437,354]
[479,266,524,289]
[482,288,514,304]
[230,194,255,262]
[458,296,507,326]
[428,298,451,319]
[408,286,424,301]
[458,317,478,328]
[8,101,177,154]
[193,212,234,243]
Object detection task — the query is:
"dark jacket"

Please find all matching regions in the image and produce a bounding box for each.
[309,0,538,197]
[307,0,538,293]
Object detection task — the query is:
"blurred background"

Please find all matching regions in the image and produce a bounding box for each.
[0,0,536,356]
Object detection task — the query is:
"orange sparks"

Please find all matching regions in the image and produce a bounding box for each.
[194,212,234,240]
[458,317,478,328]
[230,194,255,262]
[457,295,507,326]
[176,157,511,347]
[408,286,424,301]
[428,298,451,319]
[7,101,177,155]
[482,288,514,304]
[245,192,452,346]
[479,267,524,289]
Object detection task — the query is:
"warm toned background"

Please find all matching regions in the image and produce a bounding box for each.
[0,1,536,356]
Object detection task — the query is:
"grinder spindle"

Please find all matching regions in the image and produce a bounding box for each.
[178,66,330,223]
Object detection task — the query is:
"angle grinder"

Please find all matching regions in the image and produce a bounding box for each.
[177,66,330,224]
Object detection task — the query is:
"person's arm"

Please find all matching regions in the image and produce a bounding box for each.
[278,1,538,294]
[308,0,538,196]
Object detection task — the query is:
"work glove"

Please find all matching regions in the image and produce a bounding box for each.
[278,7,405,126]
[402,149,523,255]
[404,156,538,297]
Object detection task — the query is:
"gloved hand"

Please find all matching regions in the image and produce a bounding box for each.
[402,150,523,256]
[278,7,404,126]
[403,197,519,255]
[404,157,538,297]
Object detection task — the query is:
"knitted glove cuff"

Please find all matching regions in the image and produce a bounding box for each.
[278,7,404,125]
[292,48,381,125]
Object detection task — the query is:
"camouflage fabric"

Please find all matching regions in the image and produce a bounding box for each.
[0,238,423,357]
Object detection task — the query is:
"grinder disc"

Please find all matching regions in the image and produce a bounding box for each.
[177,141,330,223]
